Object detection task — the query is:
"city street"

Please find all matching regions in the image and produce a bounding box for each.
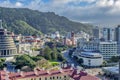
[62,50,80,67]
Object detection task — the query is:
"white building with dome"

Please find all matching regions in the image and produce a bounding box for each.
[0,28,17,58]
[73,50,103,67]
[78,51,103,67]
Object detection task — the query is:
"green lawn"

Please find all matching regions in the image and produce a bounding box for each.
[49,61,60,66]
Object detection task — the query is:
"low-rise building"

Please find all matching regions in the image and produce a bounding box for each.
[16,43,32,54]
[0,67,100,80]
[75,51,103,67]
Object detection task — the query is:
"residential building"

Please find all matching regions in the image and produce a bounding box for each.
[16,43,32,54]
[99,41,118,60]
[63,31,76,46]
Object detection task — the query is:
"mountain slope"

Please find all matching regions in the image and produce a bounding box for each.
[0,7,93,35]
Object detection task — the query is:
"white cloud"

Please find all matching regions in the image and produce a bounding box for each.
[15,2,23,7]
[0,0,13,7]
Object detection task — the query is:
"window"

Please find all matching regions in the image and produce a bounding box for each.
[64,76,66,78]
[45,77,47,80]
[60,77,61,79]
[39,78,41,80]
[57,76,58,79]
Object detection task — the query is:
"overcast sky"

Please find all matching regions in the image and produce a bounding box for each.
[0,0,120,27]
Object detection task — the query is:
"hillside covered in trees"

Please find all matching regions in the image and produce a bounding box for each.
[0,7,94,35]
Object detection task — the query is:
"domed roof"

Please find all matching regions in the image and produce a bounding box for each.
[0,28,17,56]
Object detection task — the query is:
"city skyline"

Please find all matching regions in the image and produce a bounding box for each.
[0,0,120,26]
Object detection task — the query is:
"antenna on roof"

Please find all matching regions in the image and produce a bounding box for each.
[0,20,3,29]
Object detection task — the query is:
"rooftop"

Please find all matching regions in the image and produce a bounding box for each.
[103,65,119,74]
[0,67,100,80]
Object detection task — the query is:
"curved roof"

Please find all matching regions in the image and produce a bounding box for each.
[80,51,102,58]
[0,29,16,50]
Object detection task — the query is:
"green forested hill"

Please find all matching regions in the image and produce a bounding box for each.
[0,7,93,35]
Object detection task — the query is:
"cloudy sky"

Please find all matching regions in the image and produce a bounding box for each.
[0,0,120,27]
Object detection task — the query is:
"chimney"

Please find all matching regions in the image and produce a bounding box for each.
[61,63,64,68]
[77,69,80,74]
[34,68,39,76]
[64,63,67,68]
[71,64,74,68]
[59,68,63,73]
[76,66,81,74]
[4,67,10,80]
[20,71,24,77]
[17,69,20,73]
[47,70,50,74]
[3,67,7,72]
[70,67,73,70]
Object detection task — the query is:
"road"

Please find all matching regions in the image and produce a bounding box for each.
[5,62,16,72]
[62,50,80,68]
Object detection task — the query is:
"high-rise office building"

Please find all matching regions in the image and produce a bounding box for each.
[92,26,100,39]
[115,25,120,42]
[102,28,115,41]
[115,25,120,54]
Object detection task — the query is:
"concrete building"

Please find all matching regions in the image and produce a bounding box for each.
[102,65,119,80]
[78,51,103,67]
[115,25,120,54]
[102,28,115,41]
[77,38,99,51]
[92,26,100,39]
[0,28,17,57]
[16,43,32,54]
[63,31,76,46]
[115,25,120,42]
[99,41,118,60]
[76,38,118,60]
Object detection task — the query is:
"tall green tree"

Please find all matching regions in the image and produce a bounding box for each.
[0,58,5,69]
[110,56,119,62]
[15,54,36,69]
[44,46,52,60]
[51,48,58,61]
[57,53,65,61]
[78,58,84,64]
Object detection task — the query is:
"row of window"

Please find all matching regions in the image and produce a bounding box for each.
[30,76,67,80]
[0,49,16,56]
